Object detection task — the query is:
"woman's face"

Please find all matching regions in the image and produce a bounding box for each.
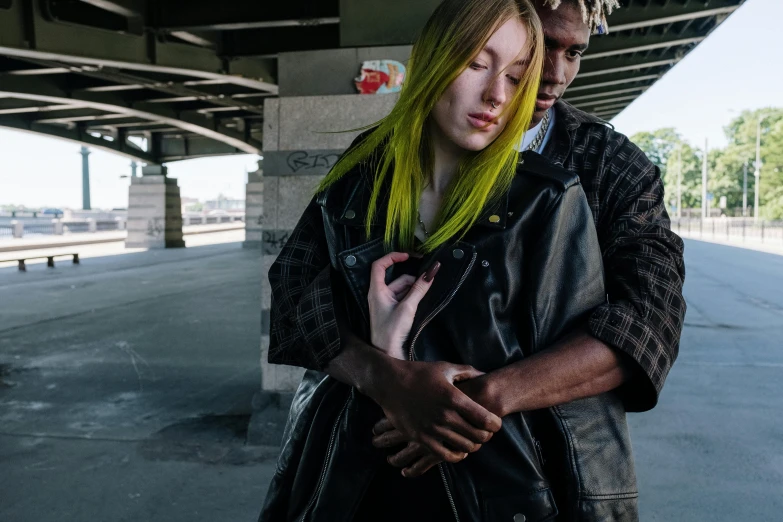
[430,18,528,153]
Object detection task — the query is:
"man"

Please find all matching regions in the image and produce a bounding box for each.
[265,0,686,520]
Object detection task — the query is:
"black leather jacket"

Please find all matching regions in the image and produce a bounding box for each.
[260,151,638,522]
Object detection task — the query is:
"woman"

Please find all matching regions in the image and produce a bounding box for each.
[260,0,634,520]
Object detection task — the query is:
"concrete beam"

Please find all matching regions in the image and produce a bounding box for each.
[583,36,705,61]
[0,74,262,154]
[607,0,741,32]
[150,0,339,32]
[0,0,278,92]
[577,58,678,79]
[571,94,642,111]
[566,74,660,93]
[584,25,708,61]
[78,0,143,18]
[340,0,440,47]
[564,86,649,103]
[0,114,156,163]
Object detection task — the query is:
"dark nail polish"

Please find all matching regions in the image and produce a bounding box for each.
[423,261,441,282]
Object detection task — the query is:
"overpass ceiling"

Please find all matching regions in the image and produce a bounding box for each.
[0,0,744,163]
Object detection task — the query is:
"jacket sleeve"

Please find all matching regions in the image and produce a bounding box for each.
[267,197,343,371]
[587,135,686,412]
[527,181,606,356]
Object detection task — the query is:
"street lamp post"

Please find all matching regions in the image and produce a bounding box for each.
[676,145,682,219]
[743,160,748,217]
[754,114,768,222]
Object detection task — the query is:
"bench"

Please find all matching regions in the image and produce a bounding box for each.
[0,253,80,271]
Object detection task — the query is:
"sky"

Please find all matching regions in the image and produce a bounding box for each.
[0,0,780,210]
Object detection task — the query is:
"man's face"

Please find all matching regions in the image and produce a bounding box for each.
[532,1,591,124]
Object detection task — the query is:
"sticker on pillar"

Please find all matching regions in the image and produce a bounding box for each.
[355,60,406,94]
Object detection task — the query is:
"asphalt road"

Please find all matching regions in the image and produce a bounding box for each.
[628,239,783,521]
[0,235,277,522]
[0,236,781,521]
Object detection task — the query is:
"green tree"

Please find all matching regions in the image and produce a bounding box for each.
[631,129,702,213]
[722,108,783,218]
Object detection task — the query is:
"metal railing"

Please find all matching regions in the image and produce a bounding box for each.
[24,223,56,236]
[63,222,90,234]
[96,220,120,231]
[1,215,244,240]
[672,218,783,246]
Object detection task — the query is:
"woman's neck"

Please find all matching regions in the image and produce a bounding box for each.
[427,123,466,195]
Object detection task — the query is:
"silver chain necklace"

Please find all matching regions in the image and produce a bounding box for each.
[417,109,551,239]
[417,210,431,238]
[525,108,551,153]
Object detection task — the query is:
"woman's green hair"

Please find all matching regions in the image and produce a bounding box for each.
[316,0,544,253]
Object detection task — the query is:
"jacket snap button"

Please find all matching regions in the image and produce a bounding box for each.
[344,255,357,267]
[345,210,356,219]
[513,514,526,522]
[452,248,464,259]
[489,214,500,223]
[481,260,489,267]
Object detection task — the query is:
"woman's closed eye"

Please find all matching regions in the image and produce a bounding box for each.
[470,62,520,86]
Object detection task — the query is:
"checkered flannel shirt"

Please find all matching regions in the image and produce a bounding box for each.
[267,101,686,412]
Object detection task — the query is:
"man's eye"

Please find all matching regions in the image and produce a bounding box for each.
[568,51,583,59]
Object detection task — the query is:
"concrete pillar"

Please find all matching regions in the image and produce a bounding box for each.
[259,92,399,397]
[87,218,97,233]
[248,47,406,445]
[53,219,64,235]
[125,165,185,249]
[116,217,126,230]
[11,220,23,238]
[243,161,264,249]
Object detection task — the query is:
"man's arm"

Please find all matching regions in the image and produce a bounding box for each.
[586,133,686,412]
[462,329,634,417]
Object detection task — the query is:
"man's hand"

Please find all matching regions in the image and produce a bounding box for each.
[371,372,502,477]
[366,358,502,466]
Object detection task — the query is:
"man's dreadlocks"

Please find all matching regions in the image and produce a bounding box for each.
[541,0,621,34]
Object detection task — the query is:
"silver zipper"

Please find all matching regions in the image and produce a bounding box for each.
[299,396,351,522]
[438,464,462,522]
[534,438,546,468]
[408,251,478,361]
[408,250,477,522]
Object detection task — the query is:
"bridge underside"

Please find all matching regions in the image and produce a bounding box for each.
[0,0,744,162]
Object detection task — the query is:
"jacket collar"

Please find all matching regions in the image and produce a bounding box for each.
[333,165,511,231]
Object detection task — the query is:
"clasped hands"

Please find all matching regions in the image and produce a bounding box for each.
[365,252,504,478]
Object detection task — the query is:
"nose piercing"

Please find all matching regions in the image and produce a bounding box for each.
[491,101,498,109]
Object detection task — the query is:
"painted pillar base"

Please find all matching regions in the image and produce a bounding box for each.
[125,169,185,249]
[243,166,264,249]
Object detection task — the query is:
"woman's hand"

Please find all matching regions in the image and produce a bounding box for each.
[368,252,440,359]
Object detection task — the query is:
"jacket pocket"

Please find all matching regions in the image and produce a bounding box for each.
[482,488,558,522]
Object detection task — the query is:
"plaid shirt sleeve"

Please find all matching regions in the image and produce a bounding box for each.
[267,197,342,371]
[586,132,687,412]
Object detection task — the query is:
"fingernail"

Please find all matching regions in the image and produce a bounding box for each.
[422,262,441,282]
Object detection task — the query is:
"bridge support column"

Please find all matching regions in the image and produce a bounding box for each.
[248,48,405,443]
[125,165,185,249]
[243,161,264,249]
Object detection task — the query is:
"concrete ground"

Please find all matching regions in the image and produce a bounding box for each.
[1,235,781,521]
[628,239,783,521]
[0,231,277,522]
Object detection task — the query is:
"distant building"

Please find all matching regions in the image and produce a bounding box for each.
[205,195,244,212]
